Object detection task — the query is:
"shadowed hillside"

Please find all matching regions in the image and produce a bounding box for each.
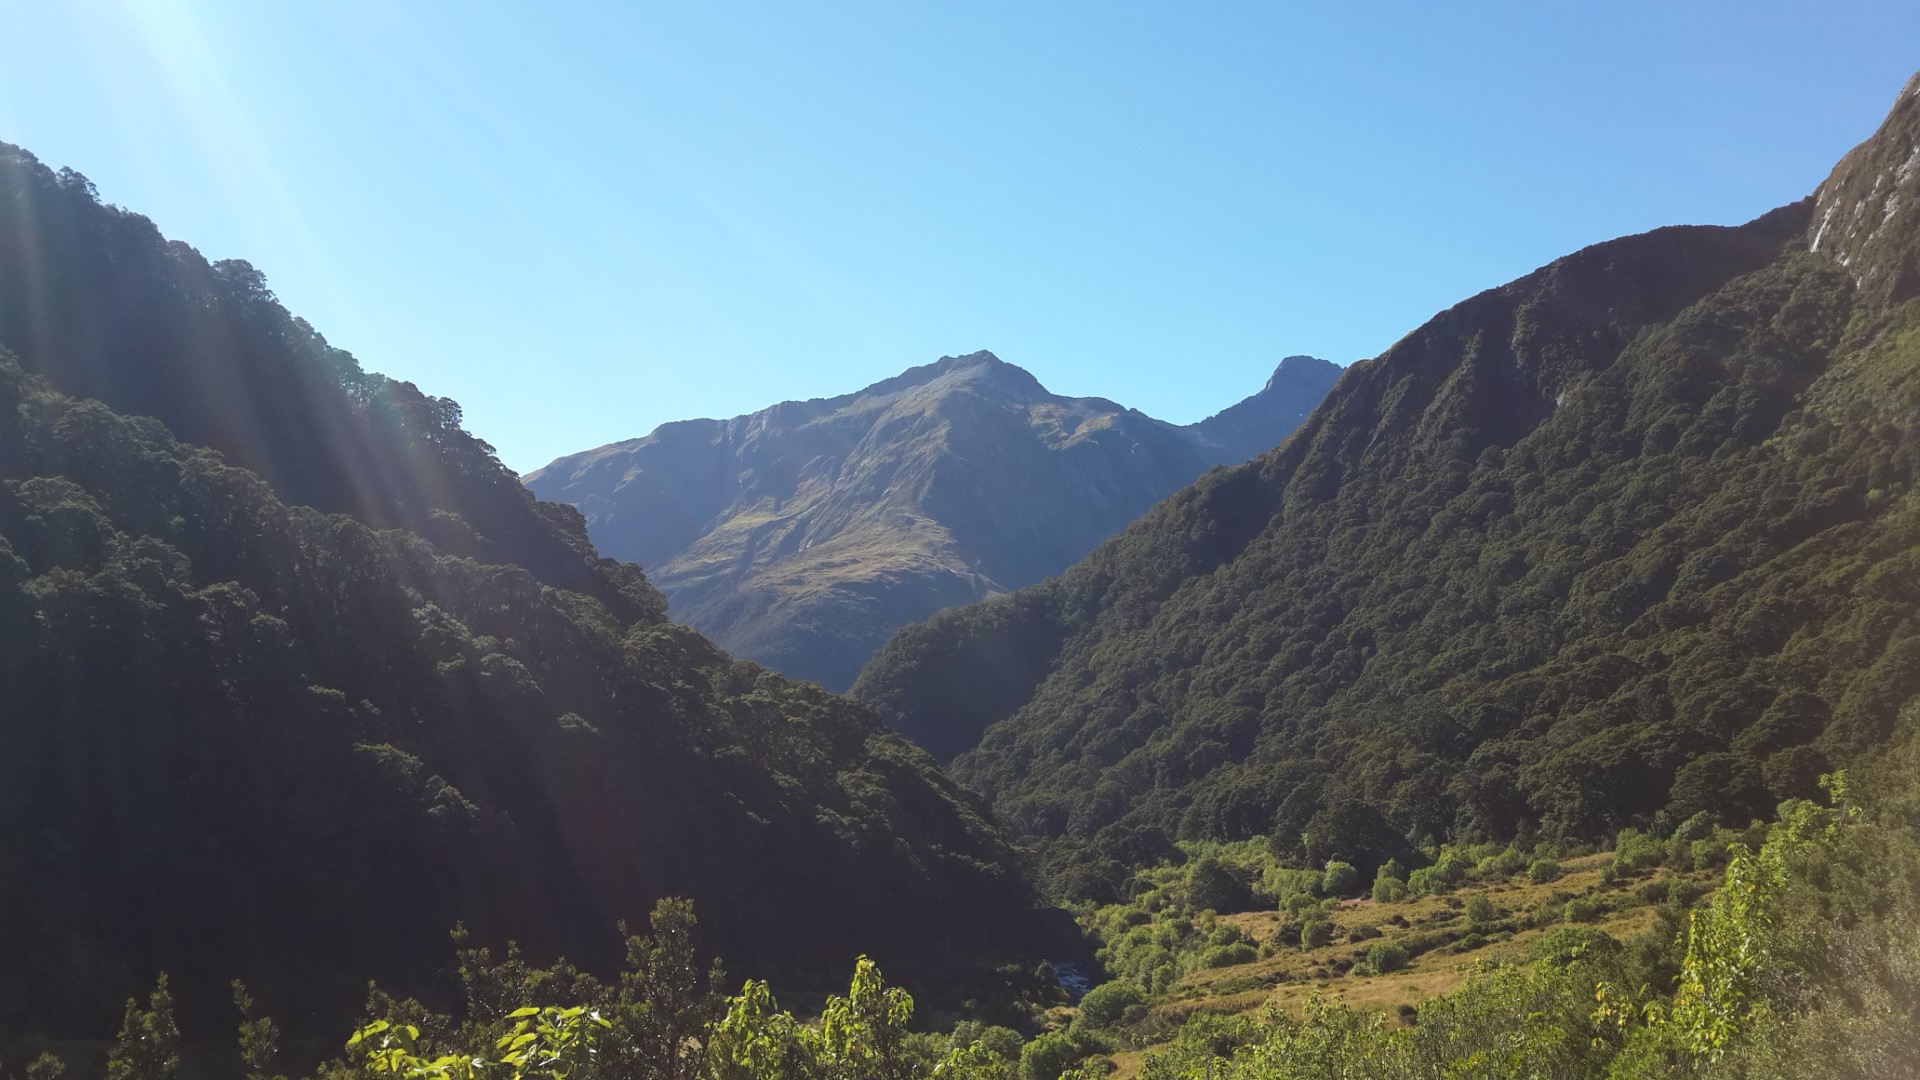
[0,147,1052,1046]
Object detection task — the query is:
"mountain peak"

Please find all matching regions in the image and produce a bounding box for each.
[851,349,1050,404]
[1264,354,1342,392]
[1184,355,1342,464]
[529,352,1338,693]
[1808,69,1920,306]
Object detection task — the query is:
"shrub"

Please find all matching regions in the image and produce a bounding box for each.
[1477,846,1529,878]
[1300,918,1334,949]
[1263,867,1320,904]
[1364,941,1410,974]
[1667,877,1707,907]
[1690,837,1729,870]
[1530,925,1621,967]
[1563,894,1603,922]
[978,1026,1024,1061]
[1187,856,1254,913]
[1527,858,1562,884]
[1200,943,1257,968]
[1465,894,1497,925]
[1371,875,1408,903]
[1076,981,1146,1028]
[1432,851,1473,887]
[1321,861,1360,897]
[1669,809,1715,845]
[1612,828,1664,874]
[1020,1030,1088,1080]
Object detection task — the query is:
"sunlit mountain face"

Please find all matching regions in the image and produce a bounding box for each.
[526,351,1340,697]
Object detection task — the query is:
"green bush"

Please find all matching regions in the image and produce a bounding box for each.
[1406,867,1442,895]
[1371,875,1408,903]
[1076,981,1146,1028]
[1477,846,1529,878]
[1689,837,1729,870]
[1465,894,1497,925]
[980,1026,1025,1061]
[1432,851,1473,887]
[1529,925,1622,967]
[1667,877,1707,907]
[1364,941,1410,974]
[1281,891,1321,918]
[1200,942,1257,968]
[1187,856,1254,913]
[1612,828,1665,874]
[1321,860,1360,897]
[1563,894,1603,922]
[1669,810,1715,845]
[1300,918,1334,949]
[1020,1030,1088,1080]
[1527,858,1562,884]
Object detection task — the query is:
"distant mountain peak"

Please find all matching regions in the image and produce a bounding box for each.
[839,348,1048,406]
[1184,354,1342,465]
[1269,353,1332,384]
[528,352,1337,692]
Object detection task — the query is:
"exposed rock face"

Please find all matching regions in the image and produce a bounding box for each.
[1809,71,1920,307]
[526,352,1336,689]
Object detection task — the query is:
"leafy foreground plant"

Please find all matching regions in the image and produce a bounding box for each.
[328,907,1042,1080]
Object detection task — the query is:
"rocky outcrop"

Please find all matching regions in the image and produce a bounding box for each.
[1808,71,1920,306]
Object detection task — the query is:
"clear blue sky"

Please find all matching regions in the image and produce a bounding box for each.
[1,3,1915,471]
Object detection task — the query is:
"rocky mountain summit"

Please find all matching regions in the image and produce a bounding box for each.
[526,352,1338,690]
[1182,354,1343,463]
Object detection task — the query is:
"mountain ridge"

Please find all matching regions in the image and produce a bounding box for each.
[527,351,1338,691]
[852,73,1920,902]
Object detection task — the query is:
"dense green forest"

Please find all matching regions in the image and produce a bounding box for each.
[856,82,1920,905]
[0,146,1053,1048]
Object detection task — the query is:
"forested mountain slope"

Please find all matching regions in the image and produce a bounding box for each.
[0,144,625,604]
[527,352,1337,693]
[855,75,1920,899]
[0,149,1047,1042]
